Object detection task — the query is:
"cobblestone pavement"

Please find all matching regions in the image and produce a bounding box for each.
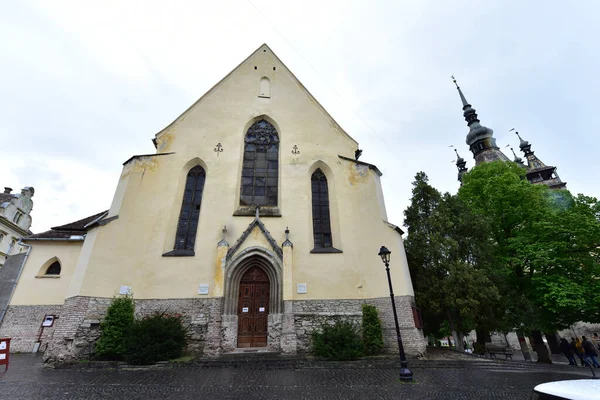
[0,354,595,400]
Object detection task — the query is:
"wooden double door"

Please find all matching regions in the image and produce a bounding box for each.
[237,266,270,348]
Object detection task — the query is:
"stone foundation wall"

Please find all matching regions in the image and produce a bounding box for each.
[44,296,224,363]
[292,296,426,356]
[0,304,62,353]
[5,294,425,361]
[365,296,426,356]
[292,299,362,355]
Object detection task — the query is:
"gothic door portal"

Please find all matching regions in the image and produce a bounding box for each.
[237,266,270,348]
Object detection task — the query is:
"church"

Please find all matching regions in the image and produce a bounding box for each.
[0,44,425,361]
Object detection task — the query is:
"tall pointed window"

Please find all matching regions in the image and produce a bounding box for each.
[311,169,332,249]
[175,166,206,251]
[240,120,279,206]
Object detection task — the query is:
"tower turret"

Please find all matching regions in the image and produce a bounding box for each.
[455,149,468,183]
[515,131,566,190]
[452,77,510,165]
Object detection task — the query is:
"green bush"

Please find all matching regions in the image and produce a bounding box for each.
[124,312,188,365]
[361,304,384,355]
[311,319,364,361]
[95,295,135,360]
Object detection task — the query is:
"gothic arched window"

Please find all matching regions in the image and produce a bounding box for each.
[311,169,332,249]
[45,261,61,275]
[240,120,279,206]
[175,165,206,251]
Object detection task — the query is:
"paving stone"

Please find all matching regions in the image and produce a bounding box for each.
[0,354,596,400]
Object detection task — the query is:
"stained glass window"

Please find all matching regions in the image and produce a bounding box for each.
[240,120,279,206]
[175,165,206,250]
[311,169,332,248]
[46,261,61,275]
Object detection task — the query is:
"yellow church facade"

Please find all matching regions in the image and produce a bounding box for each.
[0,45,425,361]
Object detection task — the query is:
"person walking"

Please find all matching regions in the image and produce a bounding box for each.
[572,337,588,367]
[560,338,576,366]
[582,336,600,368]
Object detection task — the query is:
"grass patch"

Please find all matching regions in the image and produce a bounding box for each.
[169,355,195,363]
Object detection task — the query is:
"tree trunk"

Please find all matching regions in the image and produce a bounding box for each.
[447,311,464,352]
[530,330,552,363]
[475,326,488,355]
[544,331,562,354]
[516,331,532,361]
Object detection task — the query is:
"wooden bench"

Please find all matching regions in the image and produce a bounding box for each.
[485,345,514,360]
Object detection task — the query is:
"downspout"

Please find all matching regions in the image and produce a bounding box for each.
[0,239,32,324]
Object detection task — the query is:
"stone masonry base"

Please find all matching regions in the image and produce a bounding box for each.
[1,295,426,362]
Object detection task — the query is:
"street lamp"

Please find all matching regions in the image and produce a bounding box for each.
[378,245,413,382]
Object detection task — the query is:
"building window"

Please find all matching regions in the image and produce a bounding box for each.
[0,233,4,243]
[13,212,22,224]
[174,165,206,251]
[311,169,332,249]
[259,77,271,98]
[45,261,61,275]
[240,120,279,206]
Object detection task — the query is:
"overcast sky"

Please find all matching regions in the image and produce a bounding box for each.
[2,0,599,233]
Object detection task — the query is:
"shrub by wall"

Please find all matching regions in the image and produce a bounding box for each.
[362,304,384,356]
[124,312,188,365]
[95,295,135,360]
[311,319,364,361]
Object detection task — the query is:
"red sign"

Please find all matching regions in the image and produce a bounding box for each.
[0,338,10,372]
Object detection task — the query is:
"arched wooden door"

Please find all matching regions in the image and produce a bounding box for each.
[237,266,270,348]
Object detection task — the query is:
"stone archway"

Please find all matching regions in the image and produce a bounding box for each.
[221,247,283,352]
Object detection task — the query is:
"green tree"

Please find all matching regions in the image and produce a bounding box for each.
[361,304,384,355]
[404,173,500,351]
[459,161,600,362]
[95,295,135,360]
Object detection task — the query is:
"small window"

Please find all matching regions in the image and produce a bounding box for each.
[45,261,61,275]
[13,212,22,224]
[0,233,4,243]
[259,77,271,98]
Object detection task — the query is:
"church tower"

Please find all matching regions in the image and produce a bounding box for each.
[452,77,510,165]
[515,131,566,189]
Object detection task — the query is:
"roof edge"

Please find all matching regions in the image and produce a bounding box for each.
[153,43,359,148]
[338,155,383,176]
[123,152,175,166]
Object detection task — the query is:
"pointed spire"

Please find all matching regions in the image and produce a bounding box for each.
[452,75,470,108]
[514,130,533,156]
[511,147,525,167]
[282,226,293,247]
[451,76,503,161]
[454,149,468,182]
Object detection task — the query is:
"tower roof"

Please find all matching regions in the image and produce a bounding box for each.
[452,77,495,147]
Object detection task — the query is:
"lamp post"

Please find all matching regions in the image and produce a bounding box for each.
[378,245,413,381]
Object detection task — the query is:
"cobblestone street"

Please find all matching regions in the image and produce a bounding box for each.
[0,354,596,399]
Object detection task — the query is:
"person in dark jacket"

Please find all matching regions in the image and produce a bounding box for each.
[581,336,600,368]
[560,338,576,365]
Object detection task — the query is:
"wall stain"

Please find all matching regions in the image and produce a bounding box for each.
[346,163,369,186]
[156,132,174,152]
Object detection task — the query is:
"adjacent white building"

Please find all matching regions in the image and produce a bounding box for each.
[0,187,34,267]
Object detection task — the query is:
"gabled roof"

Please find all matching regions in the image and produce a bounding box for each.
[227,210,283,261]
[26,211,108,241]
[153,43,358,148]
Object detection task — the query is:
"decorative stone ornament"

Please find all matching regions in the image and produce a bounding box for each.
[291,145,300,155]
[214,143,223,156]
